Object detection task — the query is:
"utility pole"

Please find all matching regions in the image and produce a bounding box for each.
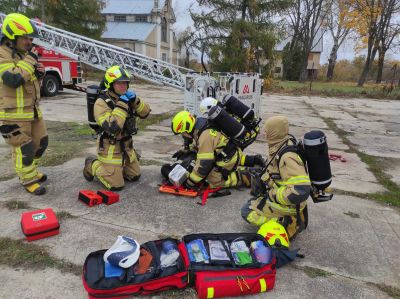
[40,0,45,22]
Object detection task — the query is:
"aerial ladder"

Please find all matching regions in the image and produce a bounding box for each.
[0,13,263,116]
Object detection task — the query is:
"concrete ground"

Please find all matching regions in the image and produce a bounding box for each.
[0,83,399,299]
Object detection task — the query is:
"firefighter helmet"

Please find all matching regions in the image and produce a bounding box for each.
[103,65,131,89]
[1,13,39,40]
[257,219,290,248]
[171,111,196,135]
[199,97,218,115]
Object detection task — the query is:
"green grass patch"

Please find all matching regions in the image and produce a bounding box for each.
[0,237,81,276]
[39,121,95,167]
[367,282,400,299]
[270,80,400,100]
[56,211,77,221]
[293,265,333,278]
[321,115,400,207]
[4,200,30,210]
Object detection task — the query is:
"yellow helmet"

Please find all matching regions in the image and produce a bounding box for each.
[1,13,39,40]
[103,65,131,89]
[258,219,290,248]
[171,111,195,135]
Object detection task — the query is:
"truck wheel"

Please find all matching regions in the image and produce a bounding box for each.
[42,74,59,97]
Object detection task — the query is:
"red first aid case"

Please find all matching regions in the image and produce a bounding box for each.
[21,208,60,242]
[82,233,275,299]
[79,190,103,207]
[97,190,119,205]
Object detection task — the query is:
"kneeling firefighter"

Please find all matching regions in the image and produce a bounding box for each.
[166,110,264,189]
[83,65,150,190]
[241,116,311,240]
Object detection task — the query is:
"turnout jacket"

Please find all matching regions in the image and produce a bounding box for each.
[0,43,42,121]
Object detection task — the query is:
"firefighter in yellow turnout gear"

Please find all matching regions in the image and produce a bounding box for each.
[170,111,263,189]
[83,66,150,190]
[241,116,311,240]
[0,13,48,195]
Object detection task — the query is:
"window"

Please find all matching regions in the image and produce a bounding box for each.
[114,15,126,22]
[135,15,147,22]
[161,17,167,42]
[274,67,282,73]
[162,53,167,61]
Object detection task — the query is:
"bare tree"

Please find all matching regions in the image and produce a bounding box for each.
[376,0,400,83]
[325,0,352,80]
[283,0,328,82]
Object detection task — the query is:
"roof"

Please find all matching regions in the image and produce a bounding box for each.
[101,22,156,41]
[275,29,324,53]
[102,0,166,15]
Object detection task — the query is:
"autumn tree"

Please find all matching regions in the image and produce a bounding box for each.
[324,0,352,80]
[190,0,291,74]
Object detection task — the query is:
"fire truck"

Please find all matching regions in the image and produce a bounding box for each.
[36,46,83,97]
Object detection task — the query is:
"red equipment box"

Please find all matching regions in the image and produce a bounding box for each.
[79,190,103,207]
[97,190,119,205]
[21,208,60,242]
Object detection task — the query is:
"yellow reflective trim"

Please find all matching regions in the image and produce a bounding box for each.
[136,99,145,113]
[16,163,36,173]
[259,278,267,292]
[280,175,310,186]
[16,60,35,74]
[240,154,246,166]
[197,152,214,159]
[189,171,203,183]
[0,111,34,119]
[247,211,267,226]
[265,201,301,215]
[276,186,287,204]
[16,86,24,115]
[112,108,127,119]
[15,147,23,169]
[216,135,227,148]
[0,63,15,75]
[97,112,111,125]
[107,145,115,159]
[207,287,214,299]
[209,129,217,137]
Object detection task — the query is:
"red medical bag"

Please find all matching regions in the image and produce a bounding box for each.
[21,208,60,242]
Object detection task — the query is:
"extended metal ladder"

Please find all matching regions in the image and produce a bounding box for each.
[0,12,192,89]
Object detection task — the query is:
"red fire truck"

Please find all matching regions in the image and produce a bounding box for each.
[36,46,83,97]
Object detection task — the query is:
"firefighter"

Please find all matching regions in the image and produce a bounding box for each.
[170,110,263,189]
[83,65,150,190]
[241,116,311,240]
[0,13,48,195]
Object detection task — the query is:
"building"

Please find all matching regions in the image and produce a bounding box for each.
[101,0,180,65]
[273,30,323,79]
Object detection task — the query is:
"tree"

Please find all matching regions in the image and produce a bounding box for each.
[375,0,400,83]
[282,0,327,83]
[325,0,352,80]
[190,0,290,74]
[26,0,106,39]
[282,42,304,80]
[0,0,25,14]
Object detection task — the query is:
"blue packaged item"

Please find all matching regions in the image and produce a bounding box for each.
[186,239,210,263]
[251,241,272,264]
[104,261,124,278]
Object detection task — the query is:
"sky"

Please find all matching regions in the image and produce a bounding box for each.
[171,0,400,64]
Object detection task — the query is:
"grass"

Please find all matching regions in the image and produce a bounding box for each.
[0,237,81,276]
[292,265,333,278]
[321,117,400,207]
[38,121,95,167]
[367,282,400,299]
[269,80,400,100]
[55,211,77,221]
[4,200,30,210]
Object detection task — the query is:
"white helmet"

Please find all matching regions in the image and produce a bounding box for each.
[199,97,218,115]
[103,236,140,268]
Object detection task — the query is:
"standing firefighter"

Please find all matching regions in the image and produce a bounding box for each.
[83,65,150,190]
[0,13,48,195]
[169,111,264,189]
[241,116,311,240]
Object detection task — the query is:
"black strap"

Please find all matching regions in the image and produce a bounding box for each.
[2,131,21,139]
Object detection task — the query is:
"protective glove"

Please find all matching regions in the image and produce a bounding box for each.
[119,94,130,102]
[172,149,186,160]
[125,90,136,100]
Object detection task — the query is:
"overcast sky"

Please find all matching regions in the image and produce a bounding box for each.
[171,0,400,64]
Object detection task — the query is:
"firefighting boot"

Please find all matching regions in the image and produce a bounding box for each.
[83,156,96,181]
[238,170,252,188]
[37,172,47,182]
[25,183,46,195]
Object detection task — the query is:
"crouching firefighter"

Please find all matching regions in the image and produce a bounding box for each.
[166,110,264,189]
[0,13,48,195]
[241,116,311,240]
[83,65,150,191]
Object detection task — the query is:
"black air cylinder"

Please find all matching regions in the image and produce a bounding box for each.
[86,85,100,131]
[208,106,246,140]
[303,130,332,191]
[221,95,254,121]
